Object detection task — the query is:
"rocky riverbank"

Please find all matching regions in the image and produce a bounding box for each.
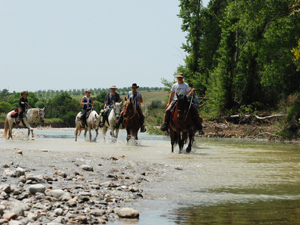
[0,147,167,224]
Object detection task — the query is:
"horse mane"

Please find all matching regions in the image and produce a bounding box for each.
[124,97,136,114]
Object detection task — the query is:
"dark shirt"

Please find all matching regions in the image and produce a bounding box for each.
[105,93,120,107]
[19,97,28,110]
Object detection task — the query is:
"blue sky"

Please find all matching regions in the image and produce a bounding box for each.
[0,0,209,92]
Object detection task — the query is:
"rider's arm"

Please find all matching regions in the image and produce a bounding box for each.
[137,93,143,103]
[80,97,87,105]
[167,92,175,107]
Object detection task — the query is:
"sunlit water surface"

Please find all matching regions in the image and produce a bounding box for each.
[1,128,300,225]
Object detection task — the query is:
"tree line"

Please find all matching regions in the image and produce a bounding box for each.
[175,0,300,137]
[0,87,164,127]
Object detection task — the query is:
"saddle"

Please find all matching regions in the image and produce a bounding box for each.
[11,108,19,118]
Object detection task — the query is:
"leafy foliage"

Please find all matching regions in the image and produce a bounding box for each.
[176,0,300,121]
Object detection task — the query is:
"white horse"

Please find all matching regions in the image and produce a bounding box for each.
[102,102,122,140]
[75,110,100,142]
[4,108,45,139]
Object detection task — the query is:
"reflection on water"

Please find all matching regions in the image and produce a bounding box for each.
[1,128,300,225]
[174,199,300,224]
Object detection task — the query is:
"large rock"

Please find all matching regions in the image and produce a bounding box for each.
[11,202,29,217]
[2,211,18,220]
[15,167,26,177]
[46,189,71,201]
[26,174,45,183]
[0,184,12,194]
[29,184,46,195]
[6,220,23,225]
[117,208,139,219]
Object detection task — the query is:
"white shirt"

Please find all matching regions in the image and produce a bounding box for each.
[171,82,190,100]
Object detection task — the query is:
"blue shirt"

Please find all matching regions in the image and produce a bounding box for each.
[127,91,143,108]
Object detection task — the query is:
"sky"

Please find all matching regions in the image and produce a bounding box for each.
[0,0,210,92]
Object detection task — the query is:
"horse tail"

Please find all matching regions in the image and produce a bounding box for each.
[3,116,9,138]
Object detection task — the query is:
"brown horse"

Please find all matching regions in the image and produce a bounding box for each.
[169,94,198,153]
[122,97,141,142]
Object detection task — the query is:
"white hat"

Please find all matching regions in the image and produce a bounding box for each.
[109,85,118,90]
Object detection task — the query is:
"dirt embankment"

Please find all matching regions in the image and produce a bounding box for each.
[199,115,283,140]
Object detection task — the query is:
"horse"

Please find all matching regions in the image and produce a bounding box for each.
[4,108,45,139]
[122,97,141,143]
[75,109,100,142]
[169,95,198,153]
[102,102,122,140]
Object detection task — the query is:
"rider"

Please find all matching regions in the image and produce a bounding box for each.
[17,91,28,123]
[160,73,203,132]
[100,85,121,127]
[114,83,146,132]
[80,89,94,128]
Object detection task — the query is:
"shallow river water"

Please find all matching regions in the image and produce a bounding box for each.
[1,129,300,224]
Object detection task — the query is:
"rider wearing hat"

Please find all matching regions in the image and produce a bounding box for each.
[17,91,28,123]
[80,89,94,128]
[100,85,121,127]
[160,73,203,132]
[115,83,146,132]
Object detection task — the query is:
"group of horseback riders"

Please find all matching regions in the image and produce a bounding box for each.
[79,73,203,134]
[80,83,147,133]
[19,73,203,134]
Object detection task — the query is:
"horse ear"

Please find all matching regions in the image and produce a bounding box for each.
[125,97,127,101]
[113,100,115,104]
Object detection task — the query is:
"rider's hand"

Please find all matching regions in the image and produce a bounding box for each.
[166,103,170,108]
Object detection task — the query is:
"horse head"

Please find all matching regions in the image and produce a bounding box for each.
[123,97,135,118]
[113,102,122,120]
[176,95,189,120]
[37,107,45,123]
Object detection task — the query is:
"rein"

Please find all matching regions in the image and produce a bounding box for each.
[185,95,193,119]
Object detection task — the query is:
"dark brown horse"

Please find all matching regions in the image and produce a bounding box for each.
[122,97,141,142]
[169,94,198,153]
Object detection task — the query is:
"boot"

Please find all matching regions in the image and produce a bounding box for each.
[160,111,171,131]
[81,118,86,128]
[99,115,105,127]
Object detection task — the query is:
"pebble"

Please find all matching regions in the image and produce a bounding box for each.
[29,184,46,195]
[0,151,162,224]
[80,165,94,171]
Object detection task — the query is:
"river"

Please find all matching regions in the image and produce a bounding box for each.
[1,128,300,224]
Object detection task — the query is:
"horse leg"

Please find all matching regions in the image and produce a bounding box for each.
[94,128,98,142]
[116,128,119,139]
[75,127,78,142]
[186,130,194,153]
[84,128,87,138]
[126,128,131,142]
[179,132,184,153]
[170,130,176,153]
[102,126,107,140]
[109,125,114,137]
[8,125,13,139]
[89,127,92,142]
